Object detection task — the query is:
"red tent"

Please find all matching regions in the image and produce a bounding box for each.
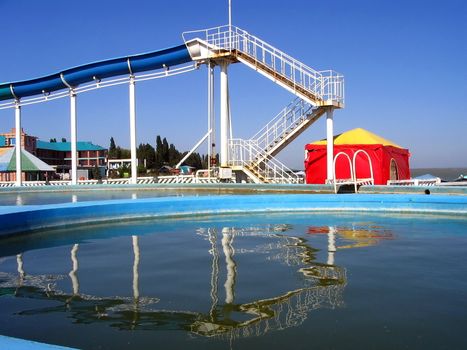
[304,128,410,185]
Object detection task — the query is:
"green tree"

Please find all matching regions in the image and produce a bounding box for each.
[155,135,164,168]
[108,137,117,158]
[184,152,203,169]
[168,143,180,165]
[137,143,156,170]
[162,137,169,164]
[92,163,102,180]
[118,147,131,159]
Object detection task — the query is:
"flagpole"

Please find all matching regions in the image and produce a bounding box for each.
[228,0,232,48]
[229,0,232,29]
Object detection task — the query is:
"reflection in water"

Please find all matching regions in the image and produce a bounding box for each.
[69,244,79,295]
[222,228,237,304]
[16,253,25,281]
[0,223,391,340]
[132,235,140,302]
[191,225,347,339]
[327,227,336,265]
[208,228,219,319]
[308,224,393,250]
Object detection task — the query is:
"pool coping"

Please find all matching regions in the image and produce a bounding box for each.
[0,183,466,196]
[0,194,466,238]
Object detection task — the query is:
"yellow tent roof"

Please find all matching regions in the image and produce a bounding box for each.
[309,128,403,148]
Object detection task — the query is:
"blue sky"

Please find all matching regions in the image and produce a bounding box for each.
[0,0,466,169]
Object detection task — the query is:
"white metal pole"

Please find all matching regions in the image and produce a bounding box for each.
[70,91,78,185]
[175,129,212,169]
[208,61,215,171]
[129,76,137,184]
[228,0,232,49]
[229,0,232,29]
[14,101,22,186]
[228,83,232,140]
[220,61,229,167]
[326,108,334,182]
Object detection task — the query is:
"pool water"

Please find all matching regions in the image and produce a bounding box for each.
[0,212,466,349]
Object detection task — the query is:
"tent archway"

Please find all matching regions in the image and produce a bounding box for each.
[390,158,399,181]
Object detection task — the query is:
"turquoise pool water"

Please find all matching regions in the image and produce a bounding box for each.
[0,211,466,349]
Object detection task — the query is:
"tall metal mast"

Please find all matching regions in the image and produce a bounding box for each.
[229,0,232,29]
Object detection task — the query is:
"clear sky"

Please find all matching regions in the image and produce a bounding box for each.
[0,0,466,169]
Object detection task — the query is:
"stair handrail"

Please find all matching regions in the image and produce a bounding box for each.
[250,98,300,140]
[229,139,300,183]
[251,97,314,152]
[183,25,344,105]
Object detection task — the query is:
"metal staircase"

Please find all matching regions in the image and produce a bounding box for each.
[229,138,301,184]
[251,97,326,159]
[228,98,327,184]
[183,25,344,184]
[183,25,344,108]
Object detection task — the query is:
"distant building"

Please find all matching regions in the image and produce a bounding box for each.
[36,140,107,178]
[0,128,37,154]
[36,140,106,167]
[0,128,107,180]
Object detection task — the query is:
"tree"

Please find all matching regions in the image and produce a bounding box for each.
[184,152,203,169]
[108,137,117,158]
[155,135,164,168]
[117,146,130,159]
[92,163,102,180]
[50,138,57,143]
[162,137,169,164]
[168,143,180,165]
[137,143,156,170]
[61,137,67,142]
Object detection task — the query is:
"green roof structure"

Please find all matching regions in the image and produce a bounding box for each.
[36,140,106,152]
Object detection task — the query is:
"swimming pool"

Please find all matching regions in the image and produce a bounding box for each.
[0,194,466,349]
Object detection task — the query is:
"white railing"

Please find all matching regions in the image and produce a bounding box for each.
[229,139,301,184]
[183,25,344,105]
[0,175,222,187]
[387,178,441,186]
[251,97,314,153]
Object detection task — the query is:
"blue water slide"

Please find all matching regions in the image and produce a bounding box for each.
[0,44,192,101]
